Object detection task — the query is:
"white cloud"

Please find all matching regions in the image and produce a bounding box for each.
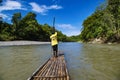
[56,24,80,36]
[0,13,8,19]
[57,24,75,29]
[29,2,62,15]
[29,2,47,15]
[0,13,12,21]
[0,0,26,12]
[63,30,80,36]
[47,5,62,9]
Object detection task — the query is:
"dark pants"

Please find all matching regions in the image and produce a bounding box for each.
[52,45,58,57]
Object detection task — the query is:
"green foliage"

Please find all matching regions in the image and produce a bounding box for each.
[0,12,69,42]
[41,24,53,41]
[11,12,22,39]
[80,0,120,43]
[67,35,80,42]
[0,22,14,41]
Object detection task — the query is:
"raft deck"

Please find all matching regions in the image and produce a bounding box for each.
[28,54,69,80]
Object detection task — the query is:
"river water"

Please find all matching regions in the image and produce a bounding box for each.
[0,42,120,80]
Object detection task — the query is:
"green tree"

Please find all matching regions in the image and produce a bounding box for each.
[80,0,120,43]
[0,12,72,41]
[19,12,41,40]
[107,0,120,40]
[11,12,21,39]
[0,22,13,41]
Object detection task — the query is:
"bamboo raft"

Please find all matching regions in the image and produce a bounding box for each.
[28,54,69,80]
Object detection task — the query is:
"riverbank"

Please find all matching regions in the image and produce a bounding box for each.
[0,41,50,46]
[87,37,120,44]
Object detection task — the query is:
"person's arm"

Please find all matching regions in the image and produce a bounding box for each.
[54,32,57,36]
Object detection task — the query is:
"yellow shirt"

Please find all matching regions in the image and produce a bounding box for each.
[50,32,58,46]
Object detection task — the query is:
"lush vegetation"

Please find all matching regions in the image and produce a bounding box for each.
[1,0,119,43]
[80,0,120,43]
[0,12,70,41]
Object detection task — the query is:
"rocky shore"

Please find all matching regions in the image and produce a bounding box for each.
[88,38,119,44]
[0,41,50,46]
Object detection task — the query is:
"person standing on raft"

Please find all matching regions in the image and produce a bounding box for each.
[50,30,58,57]
[50,18,58,57]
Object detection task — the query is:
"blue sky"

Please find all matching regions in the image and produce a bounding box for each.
[0,0,105,36]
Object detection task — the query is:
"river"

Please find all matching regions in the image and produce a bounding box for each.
[0,42,120,80]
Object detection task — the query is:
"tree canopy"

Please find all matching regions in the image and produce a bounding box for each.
[80,0,120,43]
[0,12,70,41]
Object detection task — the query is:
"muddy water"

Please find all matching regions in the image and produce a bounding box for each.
[0,43,120,80]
